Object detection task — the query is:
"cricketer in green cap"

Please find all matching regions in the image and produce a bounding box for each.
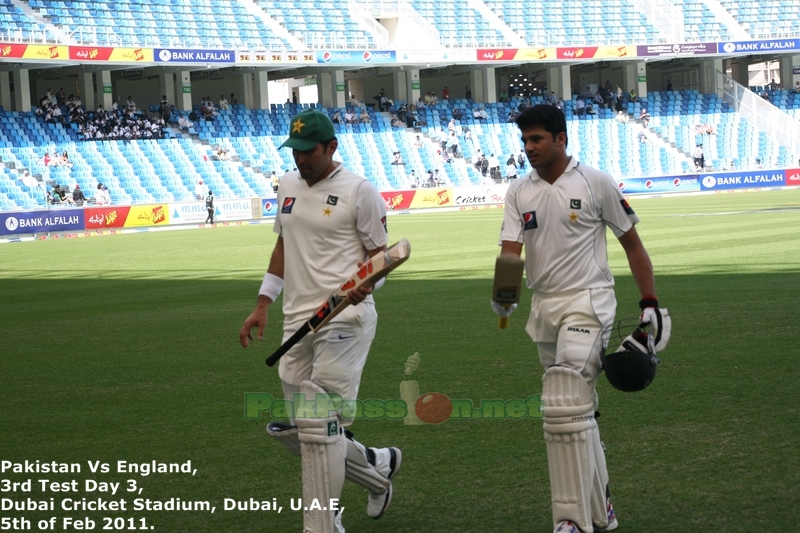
[280,109,336,151]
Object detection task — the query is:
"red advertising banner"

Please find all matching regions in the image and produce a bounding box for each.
[69,46,152,62]
[557,47,599,60]
[84,206,131,229]
[380,190,416,211]
[0,43,68,60]
[786,169,800,186]
[476,48,518,61]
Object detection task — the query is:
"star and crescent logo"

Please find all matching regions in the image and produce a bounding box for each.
[292,119,305,133]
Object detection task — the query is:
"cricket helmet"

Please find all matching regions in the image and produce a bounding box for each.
[602,319,660,392]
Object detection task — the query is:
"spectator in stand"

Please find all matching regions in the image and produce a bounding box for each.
[49,185,62,205]
[506,159,518,180]
[43,152,54,167]
[95,183,111,205]
[348,93,363,108]
[442,86,450,100]
[390,115,403,128]
[448,132,460,157]
[195,180,205,200]
[219,94,229,111]
[507,109,520,122]
[230,93,237,106]
[126,96,136,111]
[72,185,87,206]
[408,170,420,188]
[639,108,650,127]
[629,89,639,103]
[452,108,463,121]
[448,118,456,133]
[344,109,356,124]
[60,151,74,168]
[359,109,371,124]
[575,98,586,116]
[488,153,500,178]
[615,110,629,123]
[332,110,342,124]
[391,151,405,165]
[178,113,194,129]
[465,86,472,100]
[159,95,172,122]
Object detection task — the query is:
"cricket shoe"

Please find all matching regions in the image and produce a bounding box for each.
[367,447,402,519]
[594,499,618,532]
[334,511,345,533]
[553,521,582,533]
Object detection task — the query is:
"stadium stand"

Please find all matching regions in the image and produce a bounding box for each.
[1,0,799,212]
[28,0,294,49]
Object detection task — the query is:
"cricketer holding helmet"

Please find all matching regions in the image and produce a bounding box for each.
[493,105,668,533]
[239,109,401,533]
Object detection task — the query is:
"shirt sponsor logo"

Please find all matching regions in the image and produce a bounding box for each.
[567,327,591,334]
[620,199,635,215]
[523,211,538,230]
[282,197,296,214]
[570,199,582,209]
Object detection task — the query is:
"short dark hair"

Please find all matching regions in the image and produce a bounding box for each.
[515,105,568,147]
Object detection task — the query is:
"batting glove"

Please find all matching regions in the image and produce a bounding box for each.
[639,297,671,353]
[491,300,517,317]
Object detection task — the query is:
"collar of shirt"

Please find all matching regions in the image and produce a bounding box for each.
[528,157,579,184]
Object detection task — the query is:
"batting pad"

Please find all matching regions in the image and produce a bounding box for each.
[267,421,301,456]
[542,365,599,532]
[344,437,391,495]
[296,381,346,533]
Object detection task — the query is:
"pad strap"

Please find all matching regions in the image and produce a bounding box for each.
[296,381,345,533]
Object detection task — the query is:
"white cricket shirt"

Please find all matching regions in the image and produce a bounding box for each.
[274,163,388,325]
[500,158,640,294]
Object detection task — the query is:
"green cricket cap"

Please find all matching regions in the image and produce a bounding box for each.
[280,109,336,151]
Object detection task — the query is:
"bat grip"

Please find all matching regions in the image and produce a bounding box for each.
[266,323,311,367]
[499,316,509,329]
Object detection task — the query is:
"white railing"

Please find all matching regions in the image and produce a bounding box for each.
[632,0,684,43]
[717,70,800,156]
[348,0,390,45]
[361,0,440,45]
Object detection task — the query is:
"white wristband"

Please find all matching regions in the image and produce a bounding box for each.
[259,272,284,302]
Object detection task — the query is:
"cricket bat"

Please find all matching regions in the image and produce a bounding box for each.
[266,239,411,367]
[492,254,525,329]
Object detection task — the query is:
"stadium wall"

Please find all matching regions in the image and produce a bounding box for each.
[2,169,798,238]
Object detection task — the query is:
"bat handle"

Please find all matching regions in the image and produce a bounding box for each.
[499,316,509,329]
[266,323,311,367]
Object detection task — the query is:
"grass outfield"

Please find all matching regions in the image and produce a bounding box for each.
[1,189,799,532]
